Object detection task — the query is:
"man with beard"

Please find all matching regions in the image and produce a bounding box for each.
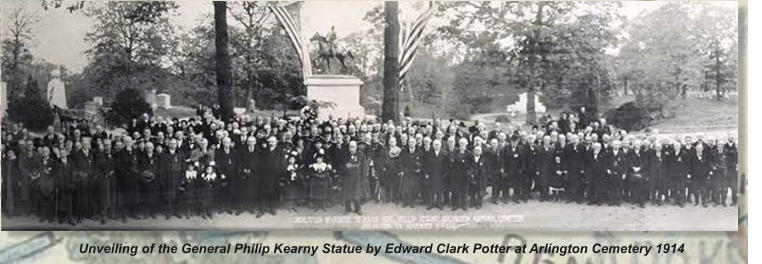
[257,136,284,216]
[137,142,160,218]
[565,134,586,203]
[646,142,668,205]
[423,139,447,210]
[238,136,259,214]
[626,140,647,207]
[115,137,139,221]
[503,135,525,203]
[607,140,627,206]
[215,137,237,214]
[689,142,711,207]
[95,139,116,223]
[160,139,185,218]
[449,138,471,211]
[586,143,607,205]
[400,137,422,208]
[468,146,488,209]
[340,141,367,214]
[537,136,555,201]
[668,141,690,206]
[70,137,95,223]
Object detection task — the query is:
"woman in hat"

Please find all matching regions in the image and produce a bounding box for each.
[308,150,333,212]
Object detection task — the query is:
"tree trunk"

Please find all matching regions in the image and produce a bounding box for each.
[715,48,723,100]
[526,86,536,125]
[382,1,401,123]
[623,76,628,95]
[214,1,234,120]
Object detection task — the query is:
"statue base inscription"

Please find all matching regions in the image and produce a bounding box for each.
[305,75,364,120]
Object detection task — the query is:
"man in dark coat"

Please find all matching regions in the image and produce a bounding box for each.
[468,146,488,209]
[70,137,95,223]
[690,143,711,206]
[114,137,139,221]
[215,137,237,214]
[55,150,75,225]
[257,135,284,215]
[537,136,555,201]
[340,141,368,214]
[95,139,116,223]
[709,141,729,206]
[607,140,627,206]
[422,139,447,210]
[137,142,160,218]
[522,139,539,202]
[238,136,259,214]
[564,135,586,203]
[626,140,647,207]
[667,141,691,206]
[586,143,607,205]
[160,139,185,218]
[449,138,471,210]
[645,143,667,205]
[503,136,525,203]
[399,137,423,208]
[485,139,504,204]
[725,137,738,205]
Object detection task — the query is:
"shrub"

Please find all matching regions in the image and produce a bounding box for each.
[105,88,152,126]
[605,101,653,132]
[6,76,55,131]
[494,115,511,123]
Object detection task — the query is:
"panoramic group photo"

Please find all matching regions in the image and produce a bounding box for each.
[0,0,740,231]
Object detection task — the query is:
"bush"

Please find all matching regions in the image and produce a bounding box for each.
[605,101,653,132]
[494,115,511,123]
[105,88,152,126]
[6,77,55,131]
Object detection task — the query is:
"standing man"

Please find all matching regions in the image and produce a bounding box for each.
[565,134,586,203]
[160,139,185,218]
[399,138,422,208]
[95,139,115,223]
[71,137,95,223]
[341,141,367,214]
[449,138,470,211]
[503,135,525,203]
[668,141,690,206]
[257,135,283,215]
[423,139,446,210]
[586,143,607,205]
[238,136,259,214]
[215,137,237,214]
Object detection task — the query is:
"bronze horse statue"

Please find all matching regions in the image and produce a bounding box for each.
[309,27,354,74]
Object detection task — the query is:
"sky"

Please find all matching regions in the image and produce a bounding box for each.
[1,0,737,74]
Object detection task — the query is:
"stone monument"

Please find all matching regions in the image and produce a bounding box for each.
[46,69,67,109]
[304,75,364,120]
[93,96,104,106]
[156,93,171,109]
[146,89,157,109]
[506,92,546,113]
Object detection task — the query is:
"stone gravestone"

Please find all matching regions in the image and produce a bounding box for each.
[156,93,171,109]
[506,92,546,113]
[247,98,257,113]
[146,89,157,109]
[1,81,7,116]
[84,101,97,115]
[93,97,103,106]
[304,75,364,120]
[47,69,68,109]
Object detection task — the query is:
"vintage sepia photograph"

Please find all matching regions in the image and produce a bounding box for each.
[0,0,739,231]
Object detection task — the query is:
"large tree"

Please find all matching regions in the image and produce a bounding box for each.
[438,2,620,124]
[1,6,39,99]
[213,1,234,120]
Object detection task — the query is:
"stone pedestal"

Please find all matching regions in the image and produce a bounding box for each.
[304,75,364,120]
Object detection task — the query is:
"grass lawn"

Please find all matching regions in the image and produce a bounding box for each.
[651,97,738,133]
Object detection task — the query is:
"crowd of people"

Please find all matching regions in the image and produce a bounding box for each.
[1,105,738,225]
